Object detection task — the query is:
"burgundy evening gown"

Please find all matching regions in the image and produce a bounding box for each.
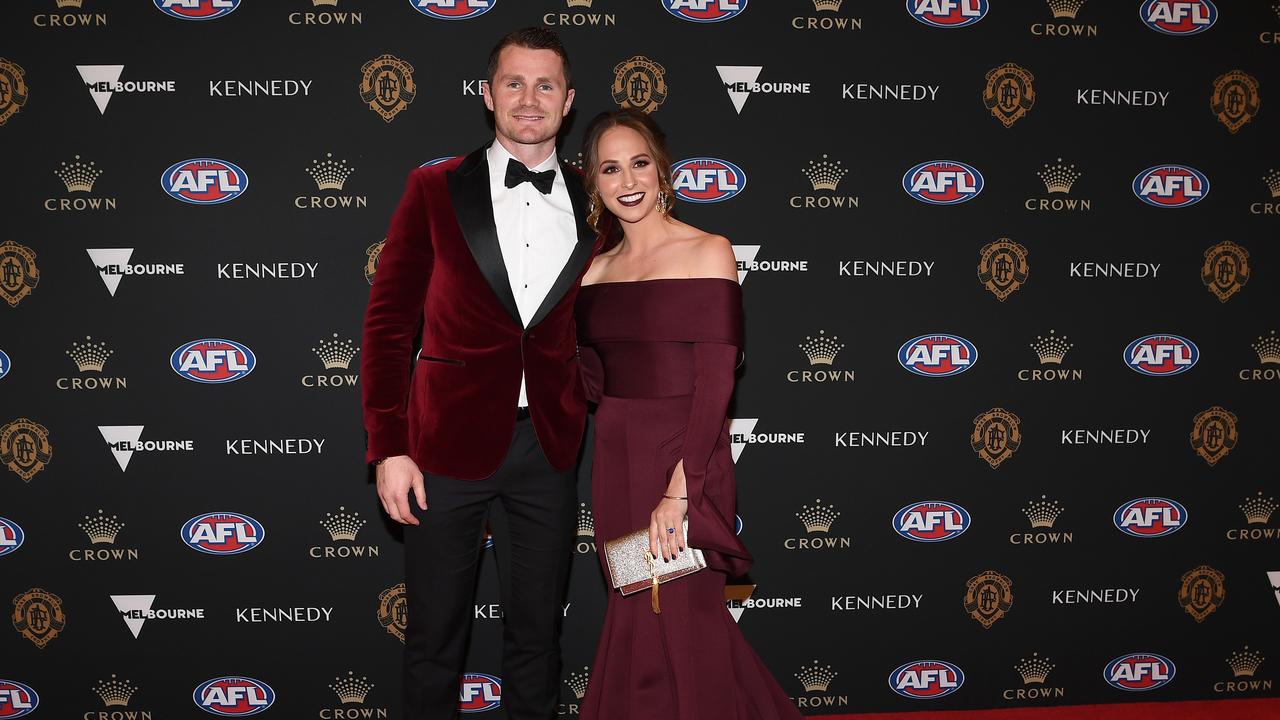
[575,278,802,720]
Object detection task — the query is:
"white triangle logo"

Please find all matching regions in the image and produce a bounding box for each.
[731,245,760,284]
[77,65,124,115]
[99,425,144,471]
[1269,571,1280,608]
[716,65,762,114]
[111,594,155,638]
[729,418,758,464]
[86,248,133,297]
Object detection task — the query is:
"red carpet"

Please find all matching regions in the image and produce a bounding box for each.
[814,698,1280,719]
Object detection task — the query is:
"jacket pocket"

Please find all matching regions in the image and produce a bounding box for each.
[418,355,465,366]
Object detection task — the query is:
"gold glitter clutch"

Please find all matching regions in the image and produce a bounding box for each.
[603,518,706,614]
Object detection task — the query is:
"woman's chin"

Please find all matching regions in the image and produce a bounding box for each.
[607,203,657,225]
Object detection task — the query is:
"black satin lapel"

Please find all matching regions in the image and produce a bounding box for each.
[528,165,596,329]
[447,148,521,325]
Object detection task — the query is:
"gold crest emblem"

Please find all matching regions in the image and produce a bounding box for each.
[0,241,40,308]
[377,582,407,643]
[612,56,668,114]
[1201,240,1250,302]
[359,54,416,123]
[971,407,1021,468]
[964,570,1013,628]
[983,63,1035,128]
[0,418,52,481]
[978,239,1029,301]
[0,58,29,126]
[1211,70,1260,134]
[365,238,385,285]
[1179,565,1225,623]
[1190,406,1238,466]
[12,587,65,648]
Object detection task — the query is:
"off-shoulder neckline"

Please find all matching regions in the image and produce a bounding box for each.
[580,277,740,289]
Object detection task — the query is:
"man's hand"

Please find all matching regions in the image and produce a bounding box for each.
[376,455,427,525]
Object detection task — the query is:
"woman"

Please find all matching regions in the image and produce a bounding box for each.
[575,109,802,720]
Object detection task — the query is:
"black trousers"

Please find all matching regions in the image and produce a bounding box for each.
[402,416,577,720]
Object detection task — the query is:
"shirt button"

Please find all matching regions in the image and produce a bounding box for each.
[525,201,530,206]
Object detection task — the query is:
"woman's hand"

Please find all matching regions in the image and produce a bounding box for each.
[649,497,688,562]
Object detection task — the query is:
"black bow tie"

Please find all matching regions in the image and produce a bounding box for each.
[504,158,556,195]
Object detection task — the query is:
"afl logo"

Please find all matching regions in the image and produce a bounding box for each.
[898,334,977,377]
[893,501,970,542]
[420,156,456,168]
[0,680,38,718]
[889,660,964,699]
[1140,0,1216,35]
[1114,498,1187,538]
[903,161,983,205]
[459,673,502,712]
[410,0,496,20]
[0,349,9,381]
[182,512,265,555]
[0,517,24,558]
[662,0,747,23]
[672,158,746,203]
[1132,165,1208,208]
[1105,654,1175,692]
[1124,334,1198,376]
[194,677,275,716]
[155,0,240,21]
[171,339,256,384]
[162,158,248,205]
[906,0,988,28]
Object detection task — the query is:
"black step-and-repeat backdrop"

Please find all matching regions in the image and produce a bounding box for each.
[2,0,1277,718]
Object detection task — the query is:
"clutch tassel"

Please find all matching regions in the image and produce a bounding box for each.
[648,554,661,614]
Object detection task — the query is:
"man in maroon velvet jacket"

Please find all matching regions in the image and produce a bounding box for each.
[360,28,596,720]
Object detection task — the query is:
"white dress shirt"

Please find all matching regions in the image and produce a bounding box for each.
[486,140,578,408]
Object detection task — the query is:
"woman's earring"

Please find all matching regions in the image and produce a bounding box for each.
[658,190,670,214]
[588,192,599,215]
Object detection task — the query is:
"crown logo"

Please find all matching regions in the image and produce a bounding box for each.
[1254,330,1280,365]
[1264,169,1280,199]
[306,153,355,191]
[1030,330,1072,365]
[796,499,840,533]
[1015,653,1055,685]
[55,155,103,193]
[563,152,585,171]
[1045,0,1086,19]
[1273,1,1280,20]
[796,660,837,692]
[67,335,113,372]
[1241,492,1277,525]
[94,674,136,707]
[802,154,847,191]
[1228,646,1265,678]
[813,0,843,10]
[314,334,359,370]
[321,507,366,542]
[799,330,843,366]
[565,666,590,699]
[330,671,373,703]
[313,0,339,6]
[567,0,593,6]
[577,502,595,537]
[80,509,124,544]
[1023,495,1063,529]
[1037,158,1082,194]
[57,0,85,8]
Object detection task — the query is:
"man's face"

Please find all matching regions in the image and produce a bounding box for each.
[483,45,574,149]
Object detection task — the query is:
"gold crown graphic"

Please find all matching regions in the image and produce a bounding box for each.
[1030,330,1072,365]
[321,507,366,542]
[55,155,102,193]
[577,502,595,537]
[330,671,374,704]
[1254,330,1280,365]
[802,154,847,191]
[1241,491,1277,525]
[314,334,359,370]
[565,666,590,699]
[94,674,135,707]
[796,499,840,533]
[1264,169,1280,198]
[796,660,837,692]
[813,0,843,11]
[1228,647,1265,677]
[568,0,593,6]
[1046,0,1086,19]
[1037,158,1082,194]
[80,509,124,544]
[58,0,84,8]
[306,153,355,191]
[799,330,844,366]
[313,0,339,6]
[1023,496,1063,529]
[67,336,113,372]
[1274,1,1280,21]
[1015,653,1055,685]
[564,152,585,171]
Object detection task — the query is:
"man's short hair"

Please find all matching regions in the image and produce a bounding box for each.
[486,27,572,89]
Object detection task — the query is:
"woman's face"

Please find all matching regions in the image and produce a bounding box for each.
[593,125,662,224]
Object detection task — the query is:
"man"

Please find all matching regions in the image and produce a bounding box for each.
[360,28,596,720]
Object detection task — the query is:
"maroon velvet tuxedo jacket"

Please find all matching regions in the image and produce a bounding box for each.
[361,144,598,480]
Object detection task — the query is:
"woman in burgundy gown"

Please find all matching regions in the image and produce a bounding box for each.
[574,110,802,720]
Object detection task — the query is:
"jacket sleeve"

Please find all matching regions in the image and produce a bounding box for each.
[360,170,433,464]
